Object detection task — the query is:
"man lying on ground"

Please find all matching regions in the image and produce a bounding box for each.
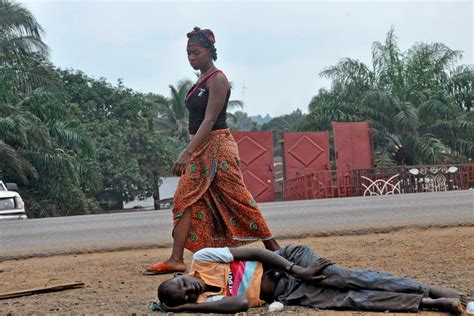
[155,245,465,314]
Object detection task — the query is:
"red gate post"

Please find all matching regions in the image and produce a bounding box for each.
[281,131,331,180]
[332,122,374,198]
[232,131,275,202]
[332,121,373,171]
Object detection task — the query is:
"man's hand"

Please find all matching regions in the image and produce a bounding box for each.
[172,150,192,176]
[291,257,335,281]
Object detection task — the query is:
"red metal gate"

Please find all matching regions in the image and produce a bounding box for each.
[232,131,275,202]
[332,122,373,171]
[281,131,330,180]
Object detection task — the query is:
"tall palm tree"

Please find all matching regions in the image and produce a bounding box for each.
[150,77,246,138]
[0,1,101,217]
[0,0,51,180]
[148,79,192,140]
[0,0,50,93]
[0,0,48,55]
[303,28,473,166]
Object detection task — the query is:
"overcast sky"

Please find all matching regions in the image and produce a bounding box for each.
[22,0,473,117]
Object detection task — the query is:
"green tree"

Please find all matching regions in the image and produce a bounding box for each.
[59,69,181,210]
[0,0,50,93]
[227,110,256,131]
[1,1,101,217]
[261,109,306,156]
[302,28,473,166]
[149,80,192,141]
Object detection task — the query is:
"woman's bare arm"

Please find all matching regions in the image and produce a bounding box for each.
[172,73,228,176]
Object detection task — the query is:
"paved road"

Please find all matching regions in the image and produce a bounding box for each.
[1,190,473,260]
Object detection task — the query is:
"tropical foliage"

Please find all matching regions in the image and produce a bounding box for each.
[57,70,183,210]
[1,0,102,216]
[1,0,180,216]
[2,1,472,217]
[301,28,473,166]
[261,109,306,156]
[149,80,192,141]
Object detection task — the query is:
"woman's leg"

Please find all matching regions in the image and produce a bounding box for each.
[167,208,192,265]
[146,208,191,273]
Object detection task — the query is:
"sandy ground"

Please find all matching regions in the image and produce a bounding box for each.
[1,226,473,315]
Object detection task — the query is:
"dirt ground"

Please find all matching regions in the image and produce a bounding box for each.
[1,226,473,315]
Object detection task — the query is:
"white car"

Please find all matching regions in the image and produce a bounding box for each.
[0,181,27,220]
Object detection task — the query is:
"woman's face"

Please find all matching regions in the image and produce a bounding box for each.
[187,45,211,70]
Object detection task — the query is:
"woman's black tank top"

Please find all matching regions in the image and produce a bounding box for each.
[185,70,230,134]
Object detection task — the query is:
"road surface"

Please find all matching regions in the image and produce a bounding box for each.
[1,190,472,259]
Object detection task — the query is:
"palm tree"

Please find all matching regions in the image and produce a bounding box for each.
[0,0,48,55]
[150,77,246,138]
[302,28,474,166]
[0,0,50,93]
[0,1,101,217]
[0,0,50,180]
[148,79,192,140]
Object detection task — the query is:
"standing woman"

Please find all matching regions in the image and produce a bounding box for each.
[146,27,279,274]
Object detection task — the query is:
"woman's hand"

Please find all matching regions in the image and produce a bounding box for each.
[291,257,335,282]
[172,150,192,176]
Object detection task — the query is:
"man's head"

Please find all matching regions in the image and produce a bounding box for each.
[158,274,206,307]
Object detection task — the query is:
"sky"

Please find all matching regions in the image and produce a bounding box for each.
[22,0,473,117]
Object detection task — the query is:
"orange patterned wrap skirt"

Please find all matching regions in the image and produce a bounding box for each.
[172,129,273,252]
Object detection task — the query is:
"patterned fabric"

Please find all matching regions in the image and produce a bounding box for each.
[173,129,273,252]
[189,251,265,307]
[229,260,263,303]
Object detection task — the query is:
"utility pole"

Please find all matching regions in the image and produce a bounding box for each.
[242,83,246,105]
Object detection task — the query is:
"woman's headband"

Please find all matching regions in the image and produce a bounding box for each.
[186,28,215,49]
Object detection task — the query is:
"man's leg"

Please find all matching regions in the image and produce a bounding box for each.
[319,265,430,296]
[297,286,424,312]
[421,298,464,313]
[429,285,461,299]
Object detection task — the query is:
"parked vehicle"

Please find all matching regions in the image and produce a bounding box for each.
[0,181,27,220]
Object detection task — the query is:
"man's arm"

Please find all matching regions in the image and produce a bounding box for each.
[164,296,248,314]
[229,247,334,281]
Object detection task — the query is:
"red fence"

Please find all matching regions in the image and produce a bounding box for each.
[282,170,354,201]
[353,164,474,196]
[282,163,474,201]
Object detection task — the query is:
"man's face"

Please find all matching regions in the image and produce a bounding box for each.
[166,274,206,305]
[187,45,210,70]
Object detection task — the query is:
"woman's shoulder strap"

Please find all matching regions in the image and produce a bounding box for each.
[205,70,230,90]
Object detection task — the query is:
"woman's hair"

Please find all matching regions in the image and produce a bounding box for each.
[187,26,218,61]
[158,279,182,307]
